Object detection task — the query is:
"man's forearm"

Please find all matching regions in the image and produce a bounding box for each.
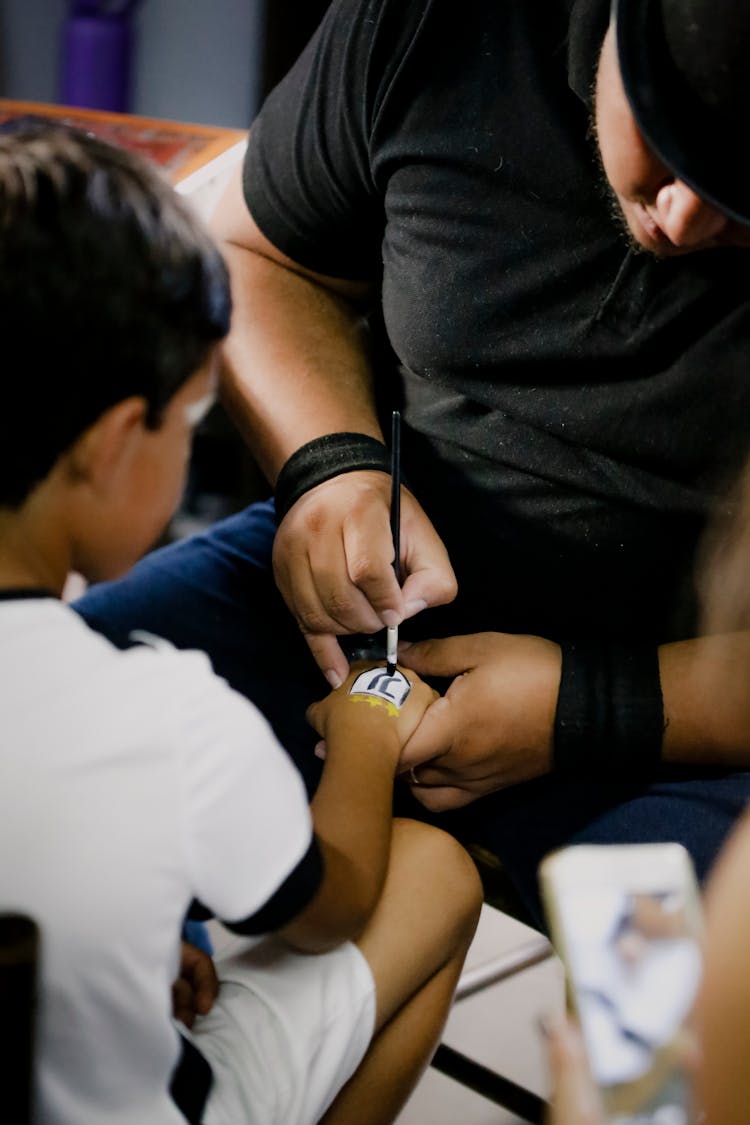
[218,242,382,484]
[553,633,750,774]
[208,161,382,482]
[660,632,750,764]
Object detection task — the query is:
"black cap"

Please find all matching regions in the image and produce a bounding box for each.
[615,0,750,225]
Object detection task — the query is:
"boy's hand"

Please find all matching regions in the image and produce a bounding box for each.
[172,941,219,1029]
[306,659,438,760]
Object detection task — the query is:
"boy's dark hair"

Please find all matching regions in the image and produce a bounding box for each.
[0,124,231,507]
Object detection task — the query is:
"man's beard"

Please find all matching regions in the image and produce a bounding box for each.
[587,106,654,258]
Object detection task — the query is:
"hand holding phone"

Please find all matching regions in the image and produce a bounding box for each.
[541,844,703,1125]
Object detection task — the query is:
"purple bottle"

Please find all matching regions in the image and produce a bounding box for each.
[60,1,143,113]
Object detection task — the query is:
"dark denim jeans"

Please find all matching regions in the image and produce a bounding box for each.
[74,499,750,925]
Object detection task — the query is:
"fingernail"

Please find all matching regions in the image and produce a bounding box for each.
[404,599,427,618]
[397,640,413,651]
[314,741,327,760]
[325,669,343,689]
[381,609,400,627]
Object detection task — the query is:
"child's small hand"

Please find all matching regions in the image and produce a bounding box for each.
[307,660,438,760]
[172,941,219,1029]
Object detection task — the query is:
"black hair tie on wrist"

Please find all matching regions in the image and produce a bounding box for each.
[553,640,665,776]
[274,432,392,523]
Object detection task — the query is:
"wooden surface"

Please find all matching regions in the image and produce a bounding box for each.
[0,99,246,184]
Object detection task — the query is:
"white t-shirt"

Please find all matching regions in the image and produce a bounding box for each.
[0,594,319,1124]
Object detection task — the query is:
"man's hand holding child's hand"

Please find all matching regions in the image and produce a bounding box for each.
[306,660,438,768]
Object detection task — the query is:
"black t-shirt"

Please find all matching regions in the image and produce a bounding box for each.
[244,0,750,644]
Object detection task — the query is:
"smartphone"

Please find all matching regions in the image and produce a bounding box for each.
[540,843,704,1125]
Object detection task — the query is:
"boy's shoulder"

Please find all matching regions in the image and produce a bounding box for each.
[1,596,284,774]
[1,593,211,691]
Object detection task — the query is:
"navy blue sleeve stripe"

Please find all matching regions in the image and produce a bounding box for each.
[186,898,212,922]
[170,1032,212,1123]
[222,835,324,936]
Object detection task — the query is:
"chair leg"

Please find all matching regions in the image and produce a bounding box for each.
[430,850,554,1121]
[431,1043,548,1123]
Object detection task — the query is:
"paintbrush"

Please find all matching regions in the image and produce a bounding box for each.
[386,410,401,675]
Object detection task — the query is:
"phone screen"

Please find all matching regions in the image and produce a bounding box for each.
[544,848,703,1125]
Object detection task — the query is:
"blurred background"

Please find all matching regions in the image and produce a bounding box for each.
[0,0,330,126]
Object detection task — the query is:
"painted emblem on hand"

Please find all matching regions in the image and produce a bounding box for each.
[349,666,412,715]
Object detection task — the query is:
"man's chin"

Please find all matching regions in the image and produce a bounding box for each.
[614,201,684,257]
[621,201,750,257]
[618,211,701,258]
[625,221,680,257]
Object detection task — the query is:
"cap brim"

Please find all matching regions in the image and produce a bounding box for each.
[615,0,750,226]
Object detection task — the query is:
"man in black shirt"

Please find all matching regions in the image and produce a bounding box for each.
[77,0,750,919]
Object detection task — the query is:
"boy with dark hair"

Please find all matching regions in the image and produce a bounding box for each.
[0,126,481,1125]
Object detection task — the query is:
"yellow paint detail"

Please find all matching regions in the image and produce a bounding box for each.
[349,693,400,717]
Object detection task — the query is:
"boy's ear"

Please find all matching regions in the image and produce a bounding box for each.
[66,397,149,493]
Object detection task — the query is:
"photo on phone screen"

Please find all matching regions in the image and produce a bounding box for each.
[541,844,703,1125]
